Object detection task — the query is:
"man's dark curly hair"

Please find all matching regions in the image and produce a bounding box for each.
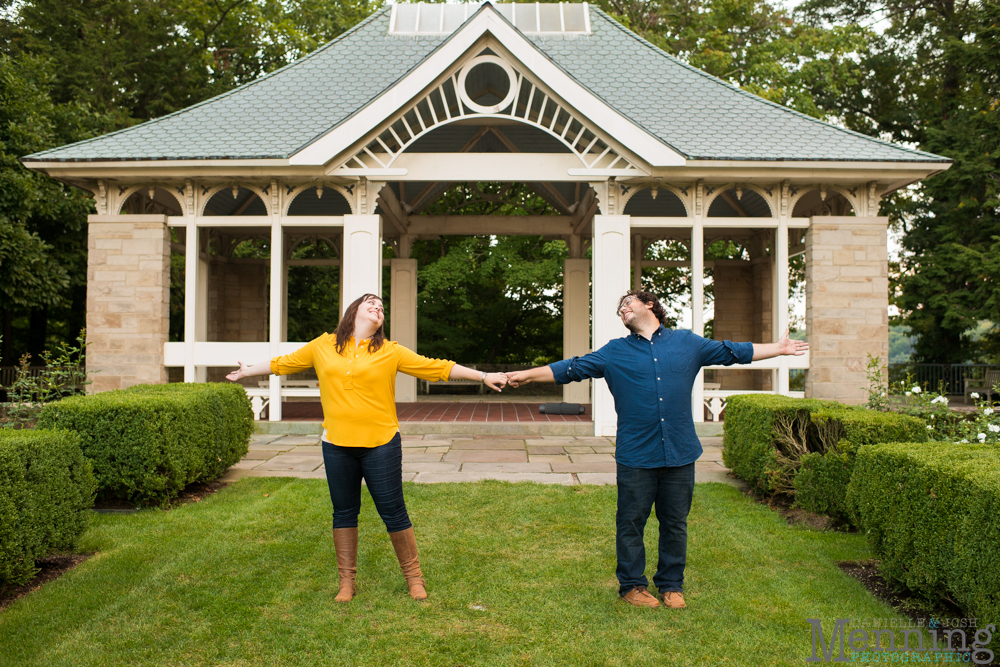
[616,290,669,326]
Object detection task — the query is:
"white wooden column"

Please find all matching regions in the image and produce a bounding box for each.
[390,258,418,402]
[268,217,284,421]
[776,217,790,394]
[183,214,198,382]
[563,258,591,404]
[592,215,630,436]
[632,234,643,289]
[691,215,705,422]
[194,252,209,383]
[341,215,383,312]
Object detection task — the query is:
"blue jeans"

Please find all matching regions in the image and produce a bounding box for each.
[321,433,412,533]
[615,461,695,596]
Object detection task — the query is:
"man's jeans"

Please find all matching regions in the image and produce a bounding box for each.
[615,461,695,596]
[321,433,412,533]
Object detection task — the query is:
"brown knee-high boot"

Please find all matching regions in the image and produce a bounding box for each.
[389,527,427,600]
[332,527,358,603]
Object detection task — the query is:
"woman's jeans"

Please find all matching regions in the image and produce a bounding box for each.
[615,461,696,596]
[321,433,412,533]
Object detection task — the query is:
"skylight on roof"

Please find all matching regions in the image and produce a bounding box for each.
[389,3,591,36]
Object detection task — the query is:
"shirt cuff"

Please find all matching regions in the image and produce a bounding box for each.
[722,341,755,365]
[270,358,281,375]
[548,359,573,385]
[439,360,456,382]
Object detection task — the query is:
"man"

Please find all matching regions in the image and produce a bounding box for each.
[506,289,807,609]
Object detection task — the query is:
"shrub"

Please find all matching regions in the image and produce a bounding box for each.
[848,442,1000,625]
[0,429,95,591]
[793,408,927,524]
[38,383,253,505]
[722,394,839,494]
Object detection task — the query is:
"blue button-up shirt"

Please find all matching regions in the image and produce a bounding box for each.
[549,327,754,468]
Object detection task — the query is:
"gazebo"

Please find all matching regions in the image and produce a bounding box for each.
[23,1,950,436]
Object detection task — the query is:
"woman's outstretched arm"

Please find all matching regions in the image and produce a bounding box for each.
[449,364,508,392]
[226,361,274,382]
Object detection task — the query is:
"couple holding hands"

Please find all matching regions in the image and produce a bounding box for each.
[227,290,807,608]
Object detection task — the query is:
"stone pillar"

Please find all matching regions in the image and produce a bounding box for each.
[712,261,755,390]
[341,215,383,311]
[85,215,170,391]
[592,215,630,436]
[563,258,591,403]
[390,258,418,403]
[805,216,889,404]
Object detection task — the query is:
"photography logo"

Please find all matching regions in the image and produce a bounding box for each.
[806,618,995,665]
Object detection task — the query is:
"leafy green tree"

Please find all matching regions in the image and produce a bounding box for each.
[800,0,1000,363]
[0,54,113,364]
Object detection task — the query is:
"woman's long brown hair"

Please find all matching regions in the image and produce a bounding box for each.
[335,293,386,354]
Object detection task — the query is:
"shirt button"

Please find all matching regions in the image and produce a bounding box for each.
[661,418,664,421]
[657,377,660,380]
[654,358,657,361]
[660,398,663,401]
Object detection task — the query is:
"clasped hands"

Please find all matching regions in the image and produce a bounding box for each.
[482,370,534,392]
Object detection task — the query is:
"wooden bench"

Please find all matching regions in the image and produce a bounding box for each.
[245,382,321,420]
[965,369,1000,404]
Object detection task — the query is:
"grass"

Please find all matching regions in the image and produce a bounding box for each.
[0,479,906,666]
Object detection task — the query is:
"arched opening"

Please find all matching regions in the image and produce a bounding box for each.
[203,187,267,216]
[623,188,687,217]
[287,187,352,216]
[119,187,182,216]
[707,189,772,217]
[792,189,855,217]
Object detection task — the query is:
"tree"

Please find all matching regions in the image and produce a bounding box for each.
[0,54,112,364]
[799,0,1000,363]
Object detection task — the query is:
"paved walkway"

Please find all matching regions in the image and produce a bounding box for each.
[221,434,742,488]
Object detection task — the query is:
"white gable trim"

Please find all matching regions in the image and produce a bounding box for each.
[289,5,685,167]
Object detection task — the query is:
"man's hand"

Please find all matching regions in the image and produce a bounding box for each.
[505,370,530,388]
[777,329,808,356]
[225,361,249,382]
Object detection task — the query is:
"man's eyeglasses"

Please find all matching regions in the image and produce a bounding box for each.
[617,296,638,316]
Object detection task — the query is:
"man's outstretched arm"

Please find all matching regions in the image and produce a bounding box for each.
[505,365,555,387]
[752,329,808,360]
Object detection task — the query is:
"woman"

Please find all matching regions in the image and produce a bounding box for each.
[226,293,508,602]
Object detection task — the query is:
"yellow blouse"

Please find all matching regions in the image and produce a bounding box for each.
[270,334,455,448]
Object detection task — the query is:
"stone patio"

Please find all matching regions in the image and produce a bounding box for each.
[221,435,741,488]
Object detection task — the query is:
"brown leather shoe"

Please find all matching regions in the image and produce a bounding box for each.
[332,527,357,603]
[659,591,687,609]
[389,527,428,600]
[621,587,661,608]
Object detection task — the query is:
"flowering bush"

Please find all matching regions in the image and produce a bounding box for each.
[886,372,1000,444]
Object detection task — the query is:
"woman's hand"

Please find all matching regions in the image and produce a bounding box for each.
[484,372,508,392]
[226,361,249,382]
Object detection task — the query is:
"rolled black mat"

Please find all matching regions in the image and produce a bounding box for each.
[538,403,585,415]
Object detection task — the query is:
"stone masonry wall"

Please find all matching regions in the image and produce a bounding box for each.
[713,260,772,391]
[805,216,889,404]
[86,218,170,391]
[207,258,268,343]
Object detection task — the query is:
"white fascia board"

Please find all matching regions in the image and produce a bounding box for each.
[289,8,685,168]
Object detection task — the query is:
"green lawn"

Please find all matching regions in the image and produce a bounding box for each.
[0,480,905,666]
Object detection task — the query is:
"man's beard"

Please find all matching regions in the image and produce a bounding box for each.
[623,313,644,333]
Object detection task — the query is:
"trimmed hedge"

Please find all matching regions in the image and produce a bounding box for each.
[0,429,95,590]
[794,408,928,523]
[722,394,839,494]
[848,442,1000,625]
[38,382,253,505]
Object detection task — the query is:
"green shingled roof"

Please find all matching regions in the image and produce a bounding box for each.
[24,4,947,164]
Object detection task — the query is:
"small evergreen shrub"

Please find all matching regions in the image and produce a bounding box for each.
[38,383,253,505]
[0,429,95,591]
[848,442,1000,625]
[793,408,927,523]
[722,394,839,494]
